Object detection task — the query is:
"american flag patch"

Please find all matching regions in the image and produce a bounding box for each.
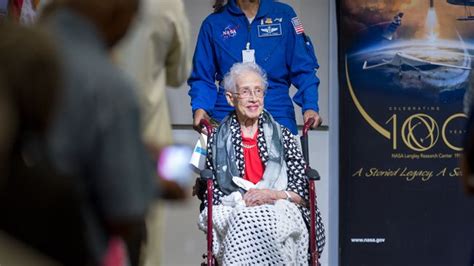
[291,17,304,34]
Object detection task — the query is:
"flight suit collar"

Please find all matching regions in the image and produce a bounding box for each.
[227,0,271,19]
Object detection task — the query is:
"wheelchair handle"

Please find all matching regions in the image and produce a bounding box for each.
[301,117,314,164]
[303,117,315,137]
[199,119,213,137]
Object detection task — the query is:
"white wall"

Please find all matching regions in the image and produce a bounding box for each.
[160,1,338,265]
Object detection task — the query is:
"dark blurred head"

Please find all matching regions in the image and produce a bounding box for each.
[0,22,60,175]
[0,22,61,137]
[215,0,259,13]
[42,0,140,48]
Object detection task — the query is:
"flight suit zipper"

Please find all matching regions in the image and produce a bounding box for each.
[246,18,252,52]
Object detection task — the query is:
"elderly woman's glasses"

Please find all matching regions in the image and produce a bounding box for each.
[233,88,266,98]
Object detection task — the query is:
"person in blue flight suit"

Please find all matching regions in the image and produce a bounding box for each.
[188,0,322,135]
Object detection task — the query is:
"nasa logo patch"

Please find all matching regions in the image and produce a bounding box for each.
[222,24,239,39]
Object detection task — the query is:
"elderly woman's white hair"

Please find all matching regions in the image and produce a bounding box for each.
[223,62,268,93]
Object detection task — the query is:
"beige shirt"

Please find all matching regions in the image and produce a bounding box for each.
[116,0,191,147]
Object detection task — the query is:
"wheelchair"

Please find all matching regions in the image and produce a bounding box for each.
[198,118,322,266]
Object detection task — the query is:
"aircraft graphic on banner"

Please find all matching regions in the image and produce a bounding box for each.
[362,52,471,78]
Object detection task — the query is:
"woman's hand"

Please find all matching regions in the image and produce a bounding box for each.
[193,109,211,133]
[303,110,322,128]
[243,188,283,207]
[243,189,305,207]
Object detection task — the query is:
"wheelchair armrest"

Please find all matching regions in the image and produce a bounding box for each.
[306,167,320,181]
[200,169,213,180]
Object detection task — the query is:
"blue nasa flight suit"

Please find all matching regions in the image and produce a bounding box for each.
[188,0,320,134]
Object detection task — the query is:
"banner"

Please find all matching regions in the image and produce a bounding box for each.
[338,0,474,265]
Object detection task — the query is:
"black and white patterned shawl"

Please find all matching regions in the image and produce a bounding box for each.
[213,110,288,195]
[200,111,326,254]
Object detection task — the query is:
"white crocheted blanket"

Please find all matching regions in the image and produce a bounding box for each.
[198,199,308,265]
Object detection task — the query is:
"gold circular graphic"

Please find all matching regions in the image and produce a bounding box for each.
[442,113,467,152]
[401,114,439,151]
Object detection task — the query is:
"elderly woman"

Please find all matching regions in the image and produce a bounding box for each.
[197,62,325,265]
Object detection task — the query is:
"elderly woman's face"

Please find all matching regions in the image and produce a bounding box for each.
[226,71,265,121]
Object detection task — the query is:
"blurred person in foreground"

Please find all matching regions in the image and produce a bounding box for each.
[0,22,86,265]
[0,0,7,21]
[7,0,41,24]
[460,106,474,266]
[114,0,191,265]
[195,62,325,265]
[463,75,474,114]
[39,0,155,265]
[115,0,190,149]
[461,106,474,194]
